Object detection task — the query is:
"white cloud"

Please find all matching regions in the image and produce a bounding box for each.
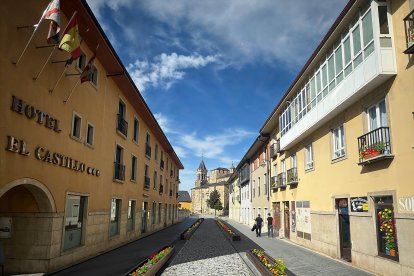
[127,53,219,92]
[88,0,347,67]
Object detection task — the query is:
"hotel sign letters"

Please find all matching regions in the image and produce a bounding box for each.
[11,95,62,133]
[6,136,100,176]
[6,95,99,176]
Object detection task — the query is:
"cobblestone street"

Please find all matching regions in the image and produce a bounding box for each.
[162,218,255,276]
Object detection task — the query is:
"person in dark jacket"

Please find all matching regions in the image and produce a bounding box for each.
[255,214,263,237]
[267,213,274,237]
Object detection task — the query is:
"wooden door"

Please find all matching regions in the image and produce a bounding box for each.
[284,201,290,239]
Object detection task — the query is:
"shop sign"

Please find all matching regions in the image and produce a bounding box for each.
[399,197,414,212]
[350,197,368,212]
[0,217,12,238]
[5,135,100,177]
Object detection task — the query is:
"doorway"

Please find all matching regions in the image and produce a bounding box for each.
[141,201,148,233]
[273,202,281,235]
[283,201,290,239]
[336,198,351,261]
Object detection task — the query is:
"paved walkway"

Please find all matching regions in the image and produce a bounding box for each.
[224,217,373,276]
[51,218,196,276]
[162,218,254,276]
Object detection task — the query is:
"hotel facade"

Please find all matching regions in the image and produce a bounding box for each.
[230,0,414,275]
[0,0,183,274]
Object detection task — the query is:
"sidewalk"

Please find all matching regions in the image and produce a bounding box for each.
[51,218,196,276]
[224,218,373,276]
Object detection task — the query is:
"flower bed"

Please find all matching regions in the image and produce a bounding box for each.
[127,246,174,276]
[216,220,241,241]
[180,218,204,240]
[247,249,290,276]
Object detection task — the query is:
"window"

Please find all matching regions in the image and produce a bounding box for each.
[131,155,137,181]
[85,122,94,146]
[291,153,297,168]
[144,164,150,189]
[378,4,391,48]
[264,173,267,195]
[158,203,162,223]
[110,198,121,236]
[375,196,399,261]
[89,65,98,86]
[258,177,261,196]
[63,195,87,250]
[152,202,156,225]
[77,52,86,71]
[153,171,158,189]
[362,9,374,57]
[367,100,388,131]
[117,100,128,136]
[332,125,346,159]
[114,145,125,181]
[305,144,314,170]
[127,200,135,231]
[71,113,82,139]
[160,174,163,193]
[155,144,158,160]
[145,133,151,157]
[252,180,255,198]
[133,118,139,143]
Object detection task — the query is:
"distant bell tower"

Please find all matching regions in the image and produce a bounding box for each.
[195,159,207,187]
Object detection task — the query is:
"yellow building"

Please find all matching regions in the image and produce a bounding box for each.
[259,0,414,275]
[0,0,183,274]
[178,191,192,211]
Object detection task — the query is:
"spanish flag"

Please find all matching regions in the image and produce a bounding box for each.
[59,14,80,60]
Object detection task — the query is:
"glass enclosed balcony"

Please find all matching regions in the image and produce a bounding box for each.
[279,2,396,150]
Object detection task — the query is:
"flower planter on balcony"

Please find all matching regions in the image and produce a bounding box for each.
[180,218,203,240]
[363,151,380,160]
[127,246,174,276]
[216,220,241,241]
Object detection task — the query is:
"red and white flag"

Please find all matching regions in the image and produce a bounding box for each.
[44,0,60,44]
[81,53,96,83]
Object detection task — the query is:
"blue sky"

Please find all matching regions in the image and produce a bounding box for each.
[87,0,347,192]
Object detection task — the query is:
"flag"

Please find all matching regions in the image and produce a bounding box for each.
[59,14,81,60]
[80,53,96,83]
[44,0,60,44]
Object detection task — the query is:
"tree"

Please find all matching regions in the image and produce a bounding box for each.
[206,190,223,216]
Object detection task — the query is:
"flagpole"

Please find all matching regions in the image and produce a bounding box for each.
[14,14,46,66]
[34,11,77,81]
[33,45,57,80]
[64,78,80,103]
[49,64,68,93]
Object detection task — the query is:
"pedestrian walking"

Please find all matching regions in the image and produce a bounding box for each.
[255,214,263,237]
[267,213,274,237]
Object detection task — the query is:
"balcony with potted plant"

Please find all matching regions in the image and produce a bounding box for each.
[357,127,394,165]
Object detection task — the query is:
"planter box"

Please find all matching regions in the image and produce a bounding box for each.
[216,220,241,242]
[246,250,293,276]
[363,151,380,159]
[180,218,203,240]
[126,246,174,276]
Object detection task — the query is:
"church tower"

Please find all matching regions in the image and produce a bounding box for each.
[195,159,207,187]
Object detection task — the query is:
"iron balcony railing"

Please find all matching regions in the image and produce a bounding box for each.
[117,114,128,136]
[286,167,298,185]
[113,162,125,181]
[403,9,414,54]
[277,172,286,188]
[271,176,278,188]
[160,160,165,170]
[144,176,150,189]
[159,184,164,194]
[145,143,151,158]
[357,126,392,164]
